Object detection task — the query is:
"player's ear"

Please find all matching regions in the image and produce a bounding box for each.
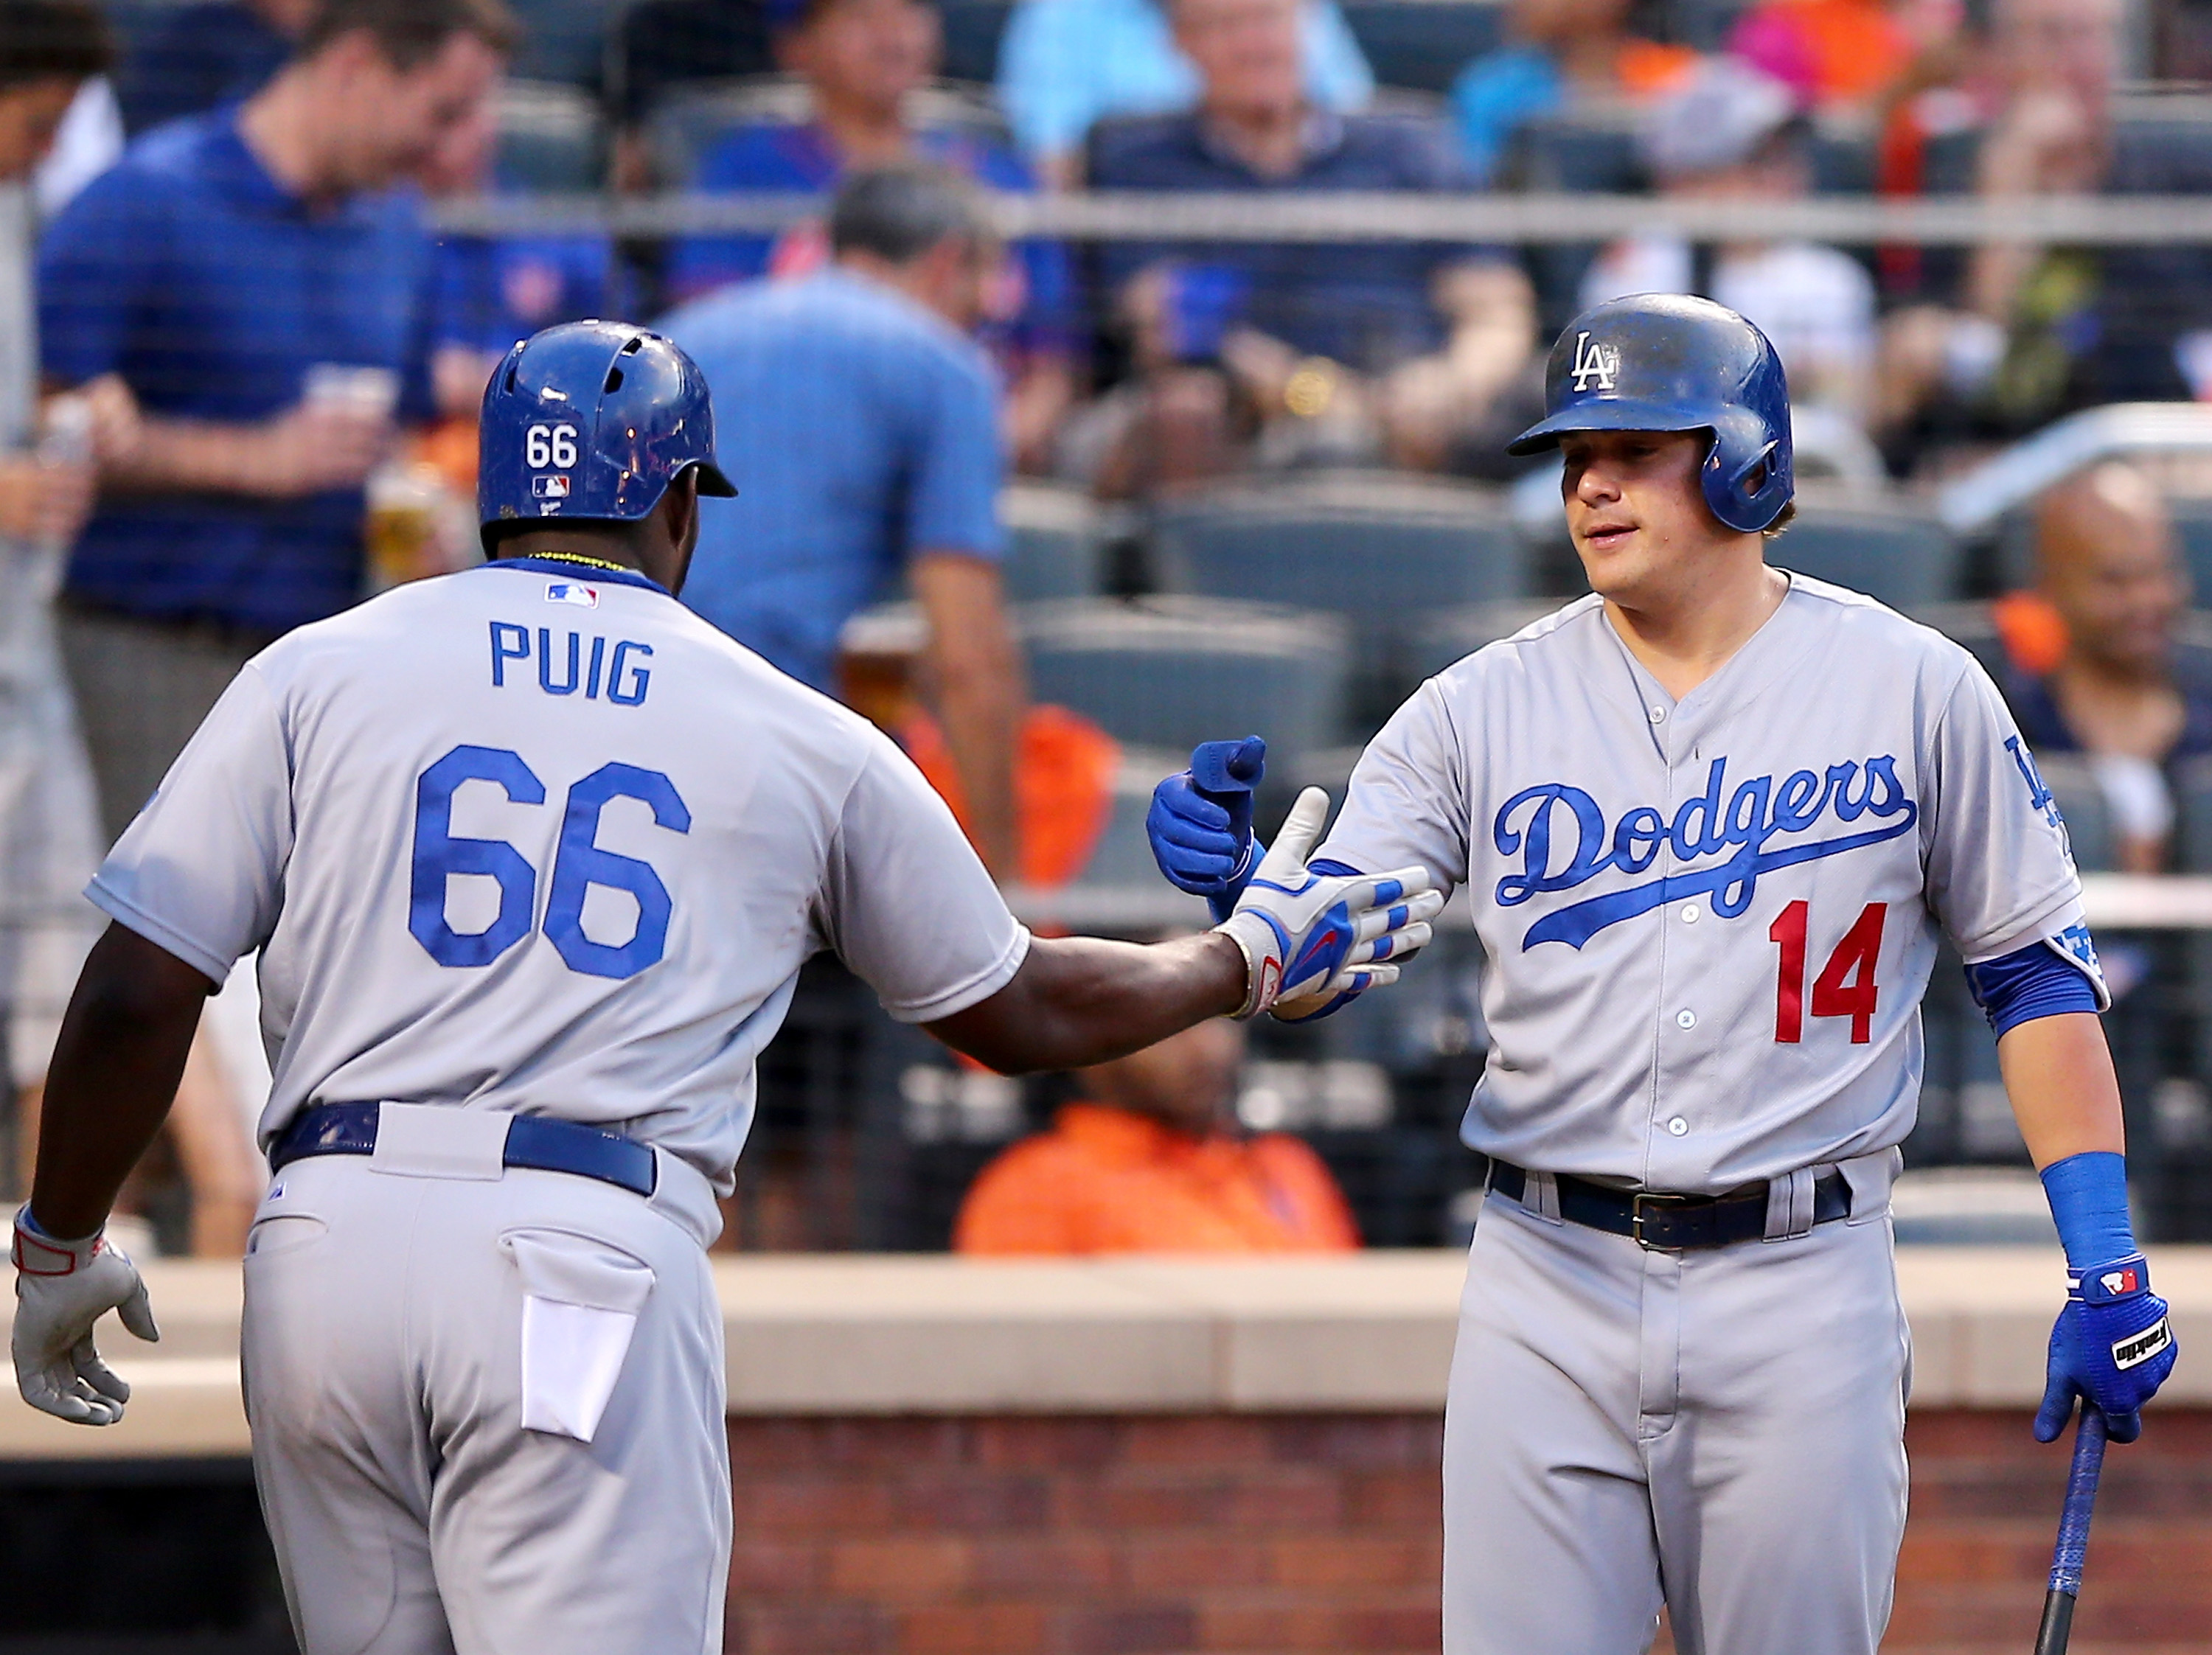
[661,471,701,596]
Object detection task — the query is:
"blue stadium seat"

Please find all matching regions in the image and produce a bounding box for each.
[505,0,614,87]
[496,80,607,192]
[2163,498,2212,604]
[1405,597,1562,683]
[939,0,1016,83]
[647,76,1009,185]
[1150,471,1528,724]
[1768,493,1964,610]
[1340,1,1504,94]
[1020,596,1351,775]
[1001,484,1105,602]
[2034,753,2115,874]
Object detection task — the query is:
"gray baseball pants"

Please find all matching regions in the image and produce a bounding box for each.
[240,1106,730,1655]
[1444,1160,1910,1655]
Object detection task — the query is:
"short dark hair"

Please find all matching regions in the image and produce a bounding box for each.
[302,0,521,69]
[0,0,113,88]
[828,164,992,265]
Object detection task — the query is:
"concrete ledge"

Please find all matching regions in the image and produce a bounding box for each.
[6,1247,2209,1460]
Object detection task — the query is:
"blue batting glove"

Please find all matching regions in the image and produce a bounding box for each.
[1215,787,1441,1020]
[1149,736,1267,924]
[2034,1254,2177,1445]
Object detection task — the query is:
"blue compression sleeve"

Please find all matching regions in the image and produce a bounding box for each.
[1964,941,2102,1038]
[2041,1150,2136,1270]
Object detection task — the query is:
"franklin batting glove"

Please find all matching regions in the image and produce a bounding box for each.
[2034,1253,2176,1446]
[12,1206,160,1426]
[1150,736,1267,924]
[1215,787,1441,1020]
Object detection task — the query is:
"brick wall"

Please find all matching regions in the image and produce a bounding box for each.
[723,1410,2212,1655]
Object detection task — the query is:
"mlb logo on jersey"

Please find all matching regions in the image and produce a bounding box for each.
[546,583,599,609]
[532,475,571,500]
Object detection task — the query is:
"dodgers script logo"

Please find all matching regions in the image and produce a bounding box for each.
[1569,332,1620,392]
[1493,755,1919,950]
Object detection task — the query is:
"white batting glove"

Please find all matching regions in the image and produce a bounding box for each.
[1216,787,1441,1020]
[12,1206,159,1426]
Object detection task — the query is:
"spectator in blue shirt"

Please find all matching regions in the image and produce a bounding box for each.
[112,0,310,137]
[666,0,1077,473]
[660,165,1025,875]
[39,0,515,839]
[1078,0,1536,493]
[995,0,1373,187]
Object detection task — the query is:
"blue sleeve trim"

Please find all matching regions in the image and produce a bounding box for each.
[1964,940,2103,1038]
[2040,1150,2135,1271]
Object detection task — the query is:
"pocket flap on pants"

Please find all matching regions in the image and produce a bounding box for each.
[503,1230,657,1442]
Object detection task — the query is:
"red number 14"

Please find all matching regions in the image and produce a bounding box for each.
[1768,900,1887,1043]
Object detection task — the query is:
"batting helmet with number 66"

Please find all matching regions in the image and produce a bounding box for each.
[478,320,737,549]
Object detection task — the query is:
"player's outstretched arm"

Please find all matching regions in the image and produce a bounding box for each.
[933,787,1440,1074]
[1996,1011,2177,1444]
[12,923,209,1425]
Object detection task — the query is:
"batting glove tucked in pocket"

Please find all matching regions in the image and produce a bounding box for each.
[1215,787,1440,1022]
[2036,1253,2177,1445]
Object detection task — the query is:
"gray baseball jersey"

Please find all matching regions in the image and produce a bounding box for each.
[1321,574,2105,1194]
[88,556,1033,1655]
[90,557,1030,1191]
[1321,572,2107,1655]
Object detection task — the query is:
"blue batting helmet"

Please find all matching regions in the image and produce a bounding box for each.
[478,321,735,548]
[1507,293,1793,534]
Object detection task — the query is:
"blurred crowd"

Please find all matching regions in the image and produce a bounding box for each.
[8,0,2212,1255]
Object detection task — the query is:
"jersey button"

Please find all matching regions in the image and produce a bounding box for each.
[1667,1117,1689,1137]
[1648,705,1667,724]
[1675,1008,1697,1029]
[1680,903,1701,924]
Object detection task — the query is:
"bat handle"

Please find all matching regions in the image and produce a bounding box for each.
[2033,1407,2110,1655]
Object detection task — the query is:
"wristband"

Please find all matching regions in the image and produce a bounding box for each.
[2041,1151,2135,1272]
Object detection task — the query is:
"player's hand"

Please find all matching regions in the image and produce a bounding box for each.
[1150,736,1267,924]
[2035,1253,2175,1445]
[11,1208,160,1426]
[1216,786,1440,1020]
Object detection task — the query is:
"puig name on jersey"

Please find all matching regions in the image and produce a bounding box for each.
[1492,755,1919,950]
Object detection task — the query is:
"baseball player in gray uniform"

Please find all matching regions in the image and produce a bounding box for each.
[6,321,1440,1655]
[1147,295,2177,1654]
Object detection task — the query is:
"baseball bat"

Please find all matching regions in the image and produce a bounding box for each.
[2031,1406,2109,1655]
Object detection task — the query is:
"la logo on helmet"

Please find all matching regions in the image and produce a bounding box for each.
[1570,332,1620,393]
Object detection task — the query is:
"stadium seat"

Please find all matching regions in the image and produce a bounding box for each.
[647,76,1010,185]
[1767,492,1964,610]
[2034,753,2115,874]
[2161,497,2212,602]
[1405,597,1561,683]
[1019,596,1351,775]
[505,0,613,87]
[939,0,1017,83]
[495,80,607,193]
[1150,472,1527,725]
[1338,1,1505,94]
[1001,484,1105,602]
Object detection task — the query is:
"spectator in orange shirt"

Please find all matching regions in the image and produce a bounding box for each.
[954,1017,1360,1254]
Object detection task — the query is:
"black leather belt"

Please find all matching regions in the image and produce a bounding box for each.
[1489,1160,1850,1251]
[270,1102,657,1198]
